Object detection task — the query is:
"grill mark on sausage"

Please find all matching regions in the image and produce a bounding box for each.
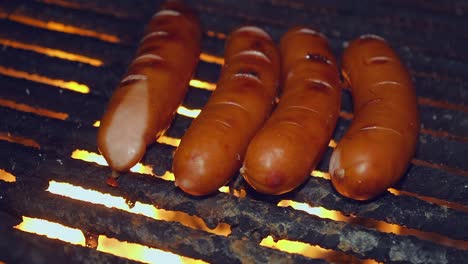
[359,125,403,136]
[140,31,169,43]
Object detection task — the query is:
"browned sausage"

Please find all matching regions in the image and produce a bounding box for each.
[241,27,341,195]
[329,35,420,200]
[173,26,280,196]
[97,1,201,173]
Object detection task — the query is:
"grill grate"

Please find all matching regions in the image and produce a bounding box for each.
[0,0,467,263]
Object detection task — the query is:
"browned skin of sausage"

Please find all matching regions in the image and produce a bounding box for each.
[241,27,341,195]
[97,1,201,172]
[173,26,280,196]
[329,35,420,201]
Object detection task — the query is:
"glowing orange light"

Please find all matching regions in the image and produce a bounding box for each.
[328,139,337,148]
[310,170,331,179]
[8,15,119,43]
[206,31,226,40]
[0,169,16,182]
[200,53,224,65]
[190,79,216,91]
[47,181,230,236]
[339,111,354,120]
[277,200,343,221]
[160,171,175,181]
[98,235,207,264]
[218,186,246,197]
[177,106,201,118]
[0,98,69,120]
[70,149,153,175]
[156,136,181,147]
[0,132,41,149]
[260,236,335,259]
[218,186,230,193]
[0,38,103,66]
[0,66,90,93]
[14,216,206,263]
[15,216,85,245]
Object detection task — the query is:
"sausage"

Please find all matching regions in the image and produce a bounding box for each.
[173,26,280,196]
[241,27,341,195]
[97,1,201,172]
[329,35,420,200]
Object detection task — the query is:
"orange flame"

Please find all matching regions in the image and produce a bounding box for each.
[47,181,230,236]
[0,66,90,93]
[0,169,16,182]
[14,216,206,263]
[0,132,41,149]
[98,235,207,264]
[0,98,68,120]
[0,38,103,66]
[189,79,216,91]
[260,236,336,260]
[156,136,181,147]
[15,216,85,245]
[310,170,331,179]
[8,14,119,43]
[277,200,344,221]
[206,31,226,40]
[200,53,224,65]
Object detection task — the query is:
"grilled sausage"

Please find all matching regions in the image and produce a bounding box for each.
[97,1,201,173]
[241,27,341,195]
[173,26,280,196]
[329,35,419,200]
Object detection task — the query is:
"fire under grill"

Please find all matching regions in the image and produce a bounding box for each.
[0,0,467,263]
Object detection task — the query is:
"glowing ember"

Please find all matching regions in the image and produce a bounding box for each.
[159,171,175,181]
[0,132,41,149]
[15,216,85,245]
[98,235,207,264]
[260,236,334,260]
[277,200,343,221]
[328,139,337,148]
[206,31,226,40]
[47,181,230,236]
[14,216,205,263]
[70,149,153,175]
[0,38,103,66]
[156,136,181,147]
[311,170,331,179]
[199,53,224,65]
[339,111,354,120]
[0,66,90,93]
[189,79,216,91]
[177,106,201,118]
[0,169,16,182]
[0,98,69,120]
[93,120,101,127]
[8,14,119,43]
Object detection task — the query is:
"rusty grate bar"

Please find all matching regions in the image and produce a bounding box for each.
[1,140,467,244]
[1,141,467,263]
[0,181,323,264]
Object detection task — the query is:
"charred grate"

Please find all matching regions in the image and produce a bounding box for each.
[0,0,467,263]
